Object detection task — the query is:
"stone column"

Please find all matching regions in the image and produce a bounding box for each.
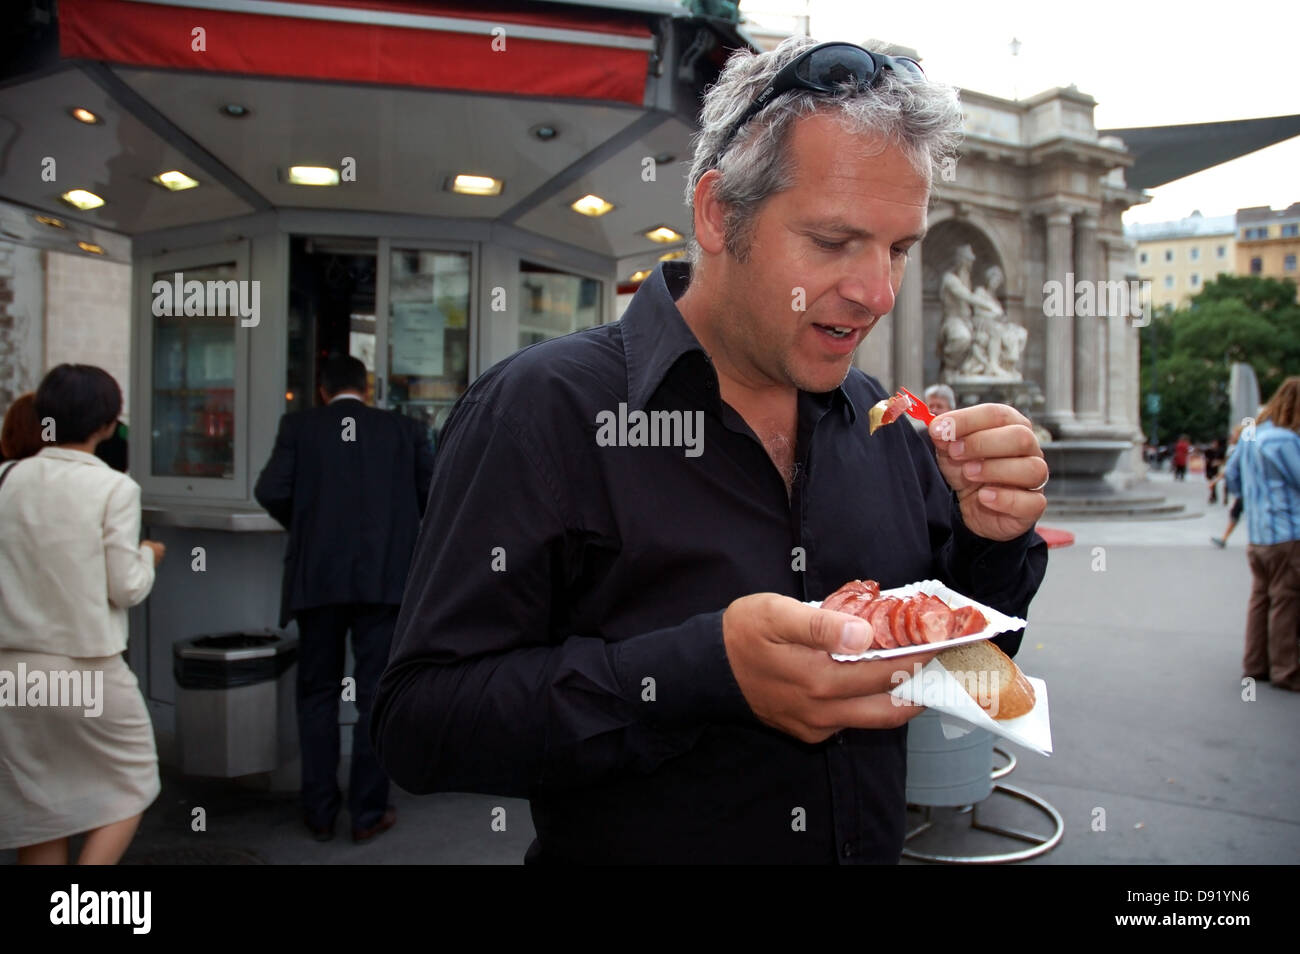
[1103,240,1131,434]
[1042,209,1075,433]
[1073,212,1104,425]
[893,241,924,392]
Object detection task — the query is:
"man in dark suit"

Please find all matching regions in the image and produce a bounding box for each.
[255,354,434,843]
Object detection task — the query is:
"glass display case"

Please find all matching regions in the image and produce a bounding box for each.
[387,248,471,447]
[150,262,238,479]
[518,260,602,349]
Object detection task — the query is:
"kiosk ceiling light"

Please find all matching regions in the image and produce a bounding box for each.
[60,189,105,210]
[69,107,101,125]
[77,241,105,255]
[152,170,200,191]
[531,124,559,141]
[571,194,614,217]
[644,226,682,243]
[221,104,251,118]
[35,214,67,229]
[288,166,340,186]
[659,250,686,261]
[629,269,652,282]
[450,174,504,196]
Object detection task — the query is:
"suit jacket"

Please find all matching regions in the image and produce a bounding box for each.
[0,448,155,656]
[254,398,435,626]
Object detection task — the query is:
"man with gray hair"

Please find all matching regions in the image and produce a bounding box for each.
[375,36,1049,864]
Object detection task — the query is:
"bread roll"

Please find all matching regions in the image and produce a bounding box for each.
[936,640,1035,720]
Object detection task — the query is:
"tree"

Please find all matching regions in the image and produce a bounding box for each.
[1140,275,1300,444]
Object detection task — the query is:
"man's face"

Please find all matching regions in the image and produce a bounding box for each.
[713,112,930,395]
[927,395,953,416]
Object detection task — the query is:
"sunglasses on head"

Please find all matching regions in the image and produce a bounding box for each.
[718,42,925,156]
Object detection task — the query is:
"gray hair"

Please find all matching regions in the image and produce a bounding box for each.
[684,36,963,265]
[924,383,955,406]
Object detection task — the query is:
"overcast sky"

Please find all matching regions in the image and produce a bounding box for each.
[740,0,1299,225]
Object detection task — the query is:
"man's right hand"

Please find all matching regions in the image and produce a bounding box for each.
[142,540,166,566]
[722,592,939,743]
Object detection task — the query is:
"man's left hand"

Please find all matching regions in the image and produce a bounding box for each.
[928,404,1048,542]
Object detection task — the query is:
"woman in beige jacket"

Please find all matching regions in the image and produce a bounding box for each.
[0,365,165,864]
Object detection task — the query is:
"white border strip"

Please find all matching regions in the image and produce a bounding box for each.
[119,0,656,51]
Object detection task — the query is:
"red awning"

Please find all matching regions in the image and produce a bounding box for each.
[59,0,654,105]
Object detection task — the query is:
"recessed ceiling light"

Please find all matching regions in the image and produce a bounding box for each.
[60,189,105,211]
[287,166,340,186]
[69,107,101,125]
[571,194,614,217]
[629,269,652,283]
[220,104,251,118]
[659,250,686,261]
[653,153,675,164]
[449,174,504,196]
[35,214,67,229]
[531,124,559,141]
[77,241,105,255]
[152,170,200,191]
[644,226,682,244]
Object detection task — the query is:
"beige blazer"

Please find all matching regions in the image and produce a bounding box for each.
[0,447,155,656]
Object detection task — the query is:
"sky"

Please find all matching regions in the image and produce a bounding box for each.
[739,0,1299,225]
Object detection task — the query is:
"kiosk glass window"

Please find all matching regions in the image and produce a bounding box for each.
[519,262,602,348]
[388,249,471,444]
[150,262,238,478]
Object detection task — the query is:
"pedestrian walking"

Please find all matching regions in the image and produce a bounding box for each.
[254,354,434,842]
[0,365,164,863]
[1225,377,1300,690]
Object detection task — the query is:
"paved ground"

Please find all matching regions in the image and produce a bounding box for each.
[4,469,1296,865]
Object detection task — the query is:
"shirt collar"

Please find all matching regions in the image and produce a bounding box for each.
[619,262,856,423]
[328,393,364,404]
[37,446,108,468]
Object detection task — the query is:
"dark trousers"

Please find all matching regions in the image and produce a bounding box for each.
[294,603,397,830]
[1244,542,1300,690]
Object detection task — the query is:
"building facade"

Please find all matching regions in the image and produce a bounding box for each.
[1237,202,1300,289]
[1126,212,1236,310]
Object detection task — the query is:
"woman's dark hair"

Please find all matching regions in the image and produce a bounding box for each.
[34,364,122,446]
[319,354,367,399]
[1,393,44,460]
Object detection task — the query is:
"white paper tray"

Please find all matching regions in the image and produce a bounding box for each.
[817,579,1027,661]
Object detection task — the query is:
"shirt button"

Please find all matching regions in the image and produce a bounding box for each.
[842,842,854,858]
[836,733,844,745]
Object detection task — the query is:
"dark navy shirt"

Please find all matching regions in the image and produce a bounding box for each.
[373,261,1048,864]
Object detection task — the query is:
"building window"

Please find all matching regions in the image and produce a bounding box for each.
[1286,254,1297,272]
[1190,273,1200,287]
[1217,245,1226,258]
[1243,227,1268,240]
[518,261,603,349]
[1139,251,1148,264]
[1283,224,1299,238]
[1190,247,1200,261]
[1164,275,1175,288]
[1251,257,1263,275]
[1164,249,1173,262]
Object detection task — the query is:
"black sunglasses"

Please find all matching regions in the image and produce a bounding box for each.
[718,42,925,156]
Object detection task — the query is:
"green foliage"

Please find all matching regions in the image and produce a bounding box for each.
[1140,275,1300,444]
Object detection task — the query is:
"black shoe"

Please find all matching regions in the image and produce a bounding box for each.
[353,806,397,843]
[1211,537,1226,549]
[305,814,337,842]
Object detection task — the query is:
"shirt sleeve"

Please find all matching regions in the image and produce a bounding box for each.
[1225,444,1241,497]
[103,476,155,609]
[371,398,754,801]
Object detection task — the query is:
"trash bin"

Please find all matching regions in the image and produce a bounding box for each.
[905,709,994,807]
[173,632,298,778]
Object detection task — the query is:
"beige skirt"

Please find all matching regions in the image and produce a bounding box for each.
[0,649,160,849]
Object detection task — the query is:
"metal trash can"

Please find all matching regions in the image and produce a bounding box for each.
[905,710,994,807]
[173,632,298,778]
